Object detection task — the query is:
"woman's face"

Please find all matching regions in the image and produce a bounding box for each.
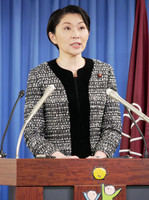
[49,13,89,57]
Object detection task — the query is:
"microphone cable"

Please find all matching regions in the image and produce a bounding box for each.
[126,107,148,158]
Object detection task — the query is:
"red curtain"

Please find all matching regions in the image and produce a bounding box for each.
[119,0,149,158]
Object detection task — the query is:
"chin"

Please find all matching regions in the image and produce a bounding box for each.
[70,49,84,56]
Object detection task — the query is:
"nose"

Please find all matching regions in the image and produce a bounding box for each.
[72,28,80,38]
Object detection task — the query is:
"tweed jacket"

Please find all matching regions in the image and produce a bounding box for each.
[24,59,121,158]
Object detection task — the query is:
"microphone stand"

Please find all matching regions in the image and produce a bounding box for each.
[15,85,55,159]
[0,90,25,158]
[125,107,148,158]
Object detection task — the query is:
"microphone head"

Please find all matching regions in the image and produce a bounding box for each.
[18,90,25,98]
[106,88,113,96]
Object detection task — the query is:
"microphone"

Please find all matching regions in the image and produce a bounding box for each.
[0,90,25,158]
[106,89,149,123]
[15,85,55,159]
[106,88,149,158]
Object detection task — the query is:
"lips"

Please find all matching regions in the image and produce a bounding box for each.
[71,42,81,47]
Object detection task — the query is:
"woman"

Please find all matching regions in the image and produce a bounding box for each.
[24,5,121,159]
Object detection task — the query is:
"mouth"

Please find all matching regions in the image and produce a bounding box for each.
[71,42,81,47]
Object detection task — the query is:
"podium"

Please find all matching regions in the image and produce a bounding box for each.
[0,158,149,200]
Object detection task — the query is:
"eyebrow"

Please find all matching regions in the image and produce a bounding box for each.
[62,21,85,25]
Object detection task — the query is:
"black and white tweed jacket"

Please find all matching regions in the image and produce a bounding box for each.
[24,59,121,158]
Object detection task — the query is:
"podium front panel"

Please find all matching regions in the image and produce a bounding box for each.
[44,186,73,200]
[1,158,149,200]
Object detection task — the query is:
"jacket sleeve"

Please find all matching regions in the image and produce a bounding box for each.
[24,69,59,157]
[95,64,122,157]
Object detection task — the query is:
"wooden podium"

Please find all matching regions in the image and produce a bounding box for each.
[0,158,149,200]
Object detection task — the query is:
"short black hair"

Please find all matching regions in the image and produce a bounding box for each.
[47,5,90,48]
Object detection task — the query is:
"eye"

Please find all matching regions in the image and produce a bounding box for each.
[79,25,86,30]
[80,26,85,30]
[64,26,71,30]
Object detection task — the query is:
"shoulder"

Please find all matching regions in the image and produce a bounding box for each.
[89,59,115,78]
[92,59,113,71]
[27,61,57,86]
[28,60,57,78]
[29,62,49,75]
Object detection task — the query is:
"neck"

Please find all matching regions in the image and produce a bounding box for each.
[56,54,85,77]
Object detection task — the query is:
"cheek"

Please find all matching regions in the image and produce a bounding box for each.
[56,35,68,45]
[82,37,89,48]
[82,32,89,42]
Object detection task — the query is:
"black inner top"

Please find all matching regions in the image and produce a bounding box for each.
[48,58,93,158]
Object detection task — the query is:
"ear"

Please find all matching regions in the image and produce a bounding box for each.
[48,32,57,44]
